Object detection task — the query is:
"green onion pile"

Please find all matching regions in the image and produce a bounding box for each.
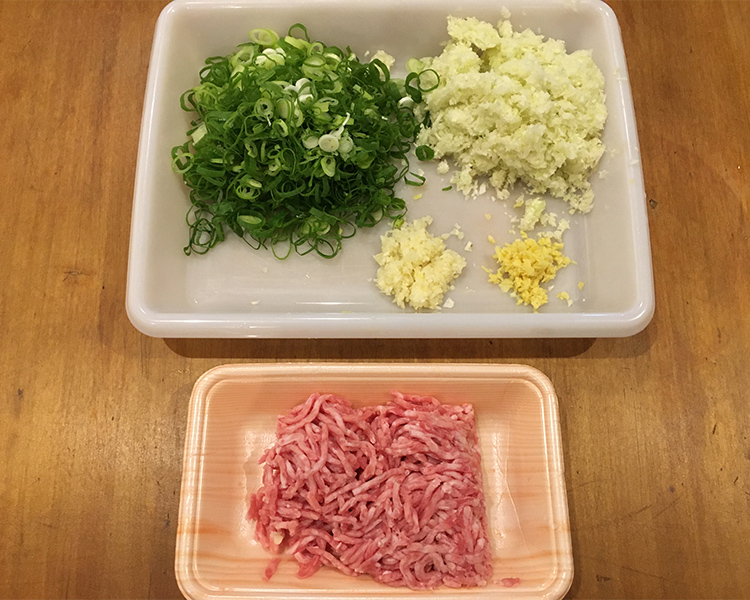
[171,24,436,258]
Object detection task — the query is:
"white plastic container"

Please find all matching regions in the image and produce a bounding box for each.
[127,0,654,338]
[176,362,572,600]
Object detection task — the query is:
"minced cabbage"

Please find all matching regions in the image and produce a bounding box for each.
[416,16,607,213]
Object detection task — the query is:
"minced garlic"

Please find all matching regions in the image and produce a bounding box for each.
[416,16,607,211]
[374,216,466,311]
[485,237,571,310]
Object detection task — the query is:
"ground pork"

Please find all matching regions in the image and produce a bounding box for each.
[247,392,492,590]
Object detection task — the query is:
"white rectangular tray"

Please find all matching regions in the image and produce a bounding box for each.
[127,0,654,338]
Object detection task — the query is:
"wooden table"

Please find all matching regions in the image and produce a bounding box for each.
[1,1,748,598]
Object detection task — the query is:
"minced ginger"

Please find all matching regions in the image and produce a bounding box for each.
[416,16,607,212]
[374,217,466,310]
[484,236,571,310]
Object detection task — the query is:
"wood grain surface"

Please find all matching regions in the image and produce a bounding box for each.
[1,1,748,598]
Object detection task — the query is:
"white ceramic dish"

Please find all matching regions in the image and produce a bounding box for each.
[127,0,654,338]
[176,362,572,600]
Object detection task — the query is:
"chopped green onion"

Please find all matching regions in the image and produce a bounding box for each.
[272,120,289,137]
[302,135,319,149]
[405,172,426,186]
[172,23,429,258]
[415,145,434,161]
[254,98,274,119]
[248,28,279,46]
[404,69,441,103]
[304,55,326,67]
[171,148,193,174]
[238,215,263,229]
[338,136,354,156]
[320,156,336,177]
[318,134,339,152]
[275,98,292,120]
[416,69,440,92]
[284,35,309,51]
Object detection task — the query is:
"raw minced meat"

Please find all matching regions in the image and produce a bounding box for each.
[248,392,492,590]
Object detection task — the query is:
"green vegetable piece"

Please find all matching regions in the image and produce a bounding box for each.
[318,134,339,153]
[248,28,279,46]
[172,23,429,258]
[405,172,426,186]
[320,156,336,177]
[415,145,435,161]
[238,215,263,229]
